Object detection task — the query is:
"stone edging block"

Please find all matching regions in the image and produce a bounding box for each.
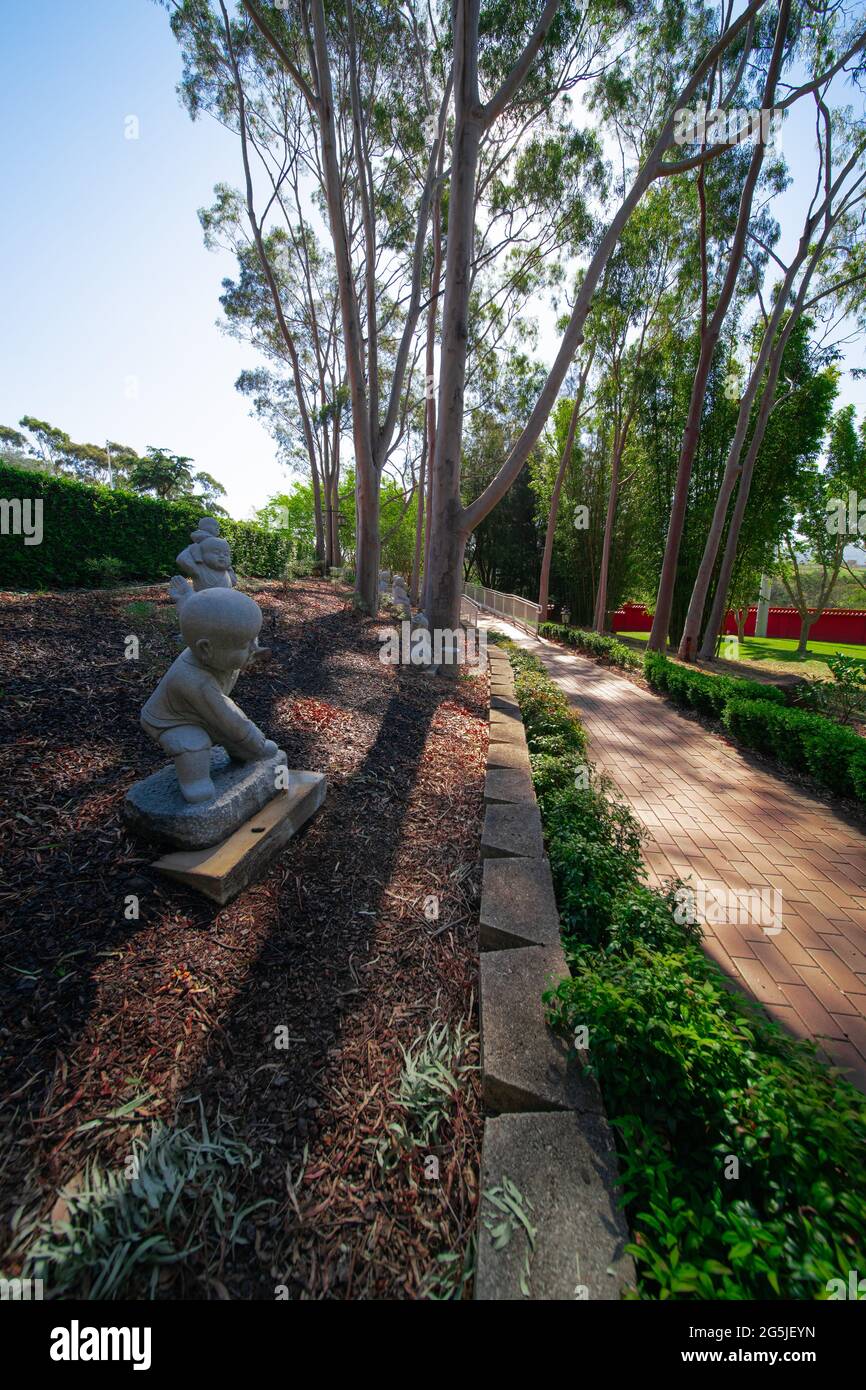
[480,856,561,949]
[476,641,635,1300]
[475,1111,635,1301]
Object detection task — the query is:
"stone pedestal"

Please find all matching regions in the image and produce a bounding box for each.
[124,747,290,850]
[151,772,327,905]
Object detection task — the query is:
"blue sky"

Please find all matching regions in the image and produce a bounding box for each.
[1,2,863,522]
[0,0,281,519]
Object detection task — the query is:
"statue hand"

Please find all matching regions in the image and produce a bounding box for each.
[169,575,193,609]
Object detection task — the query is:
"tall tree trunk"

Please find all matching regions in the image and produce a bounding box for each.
[647,0,791,653]
[593,431,625,632]
[418,173,443,610]
[796,611,818,656]
[537,351,594,622]
[411,423,427,604]
[696,208,843,658]
[412,0,768,633]
[426,0,482,638]
[311,457,325,566]
[679,151,847,659]
[310,0,380,611]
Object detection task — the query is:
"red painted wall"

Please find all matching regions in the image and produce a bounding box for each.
[610,604,866,645]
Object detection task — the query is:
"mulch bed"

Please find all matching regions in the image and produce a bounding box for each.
[0,578,488,1298]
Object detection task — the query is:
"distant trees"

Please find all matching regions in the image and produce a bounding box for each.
[0,420,228,511]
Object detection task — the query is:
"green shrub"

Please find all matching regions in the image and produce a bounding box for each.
[644,653,786,718]
[538,621,642,670]
[800,652,866,726]
[79,555,128,588]
[499,637,866,1300]
[0,461,292,589]
[723,697,865,798]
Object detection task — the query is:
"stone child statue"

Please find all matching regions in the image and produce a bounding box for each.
[170,516,271,668]
[179,516,238,591]
[141,588,280,804]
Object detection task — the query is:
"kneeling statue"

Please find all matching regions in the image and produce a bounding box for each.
[140,588,280,804]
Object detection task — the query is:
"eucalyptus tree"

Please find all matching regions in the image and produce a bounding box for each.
[425,0,866,635]
[678,102,866,658]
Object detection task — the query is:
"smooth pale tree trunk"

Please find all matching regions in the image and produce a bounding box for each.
[647,0,790,653]
[411,426,426,604]
[695,169,861,659]
[422,447,434,611]
[537,350,594,622]
[538,394,582,624]
[418,178,443,609]
[426,0,482,636]
[310,0,379,611]
[221,3,327,575]
[311,460,325,566]
[679,151,850,659]
[593,431,626,632]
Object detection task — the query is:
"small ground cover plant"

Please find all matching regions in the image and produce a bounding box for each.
[492,634,866,1300]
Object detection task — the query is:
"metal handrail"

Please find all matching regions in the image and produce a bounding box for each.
[462,581,540,632]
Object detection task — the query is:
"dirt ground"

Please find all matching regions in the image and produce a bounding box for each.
[0,578,487,1299]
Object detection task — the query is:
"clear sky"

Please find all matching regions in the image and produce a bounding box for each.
[1,2,863,523]
[0,0,283,520]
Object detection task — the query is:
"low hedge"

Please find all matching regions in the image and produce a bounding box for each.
[644,650,787,718]
[0,461,292,588]
[539,621,643,670]
[500,637,866,1300]
[723,697,866,801]
[642,653,866,805]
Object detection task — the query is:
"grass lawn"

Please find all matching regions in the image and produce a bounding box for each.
[617,630,866,680]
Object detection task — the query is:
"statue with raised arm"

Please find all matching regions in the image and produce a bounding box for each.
[170,516,237,609]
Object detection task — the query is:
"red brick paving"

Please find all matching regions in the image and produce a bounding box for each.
[487,620,866,1093]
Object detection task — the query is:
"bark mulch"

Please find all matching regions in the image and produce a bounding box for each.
[0,578,487,1299]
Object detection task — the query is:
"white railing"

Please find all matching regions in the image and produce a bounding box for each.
[463,581,541,632]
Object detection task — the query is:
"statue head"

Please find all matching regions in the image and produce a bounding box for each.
[191,516,223,543]
[198,535,232,572]
[180,588,263,673]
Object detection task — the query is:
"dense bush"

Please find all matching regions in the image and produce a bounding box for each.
[538,621,643,670]
[502,638,866,1300]
[644,651,786,717]
[0,461,292,589]
[723,697,866,801]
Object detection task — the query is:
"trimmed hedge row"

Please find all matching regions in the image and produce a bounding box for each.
[645,652,866,805]
[539,621,643,670]
[498,636,866,1301]
[0,462,292,588]
[723,697,866,802]
[643,650,786,718]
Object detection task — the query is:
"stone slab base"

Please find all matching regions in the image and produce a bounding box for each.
[475,1111,636,1301]
[124,748,289,850]
[151,772,326,905]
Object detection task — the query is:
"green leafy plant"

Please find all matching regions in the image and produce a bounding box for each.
[0,460,293,589]
[801,652,866,726]
[539,621,642,670]
[12,1106,272,1299]
[373,1017,476,1170]
[500,637,866,1300]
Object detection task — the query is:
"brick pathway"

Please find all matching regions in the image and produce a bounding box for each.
[484,619,866,1093]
